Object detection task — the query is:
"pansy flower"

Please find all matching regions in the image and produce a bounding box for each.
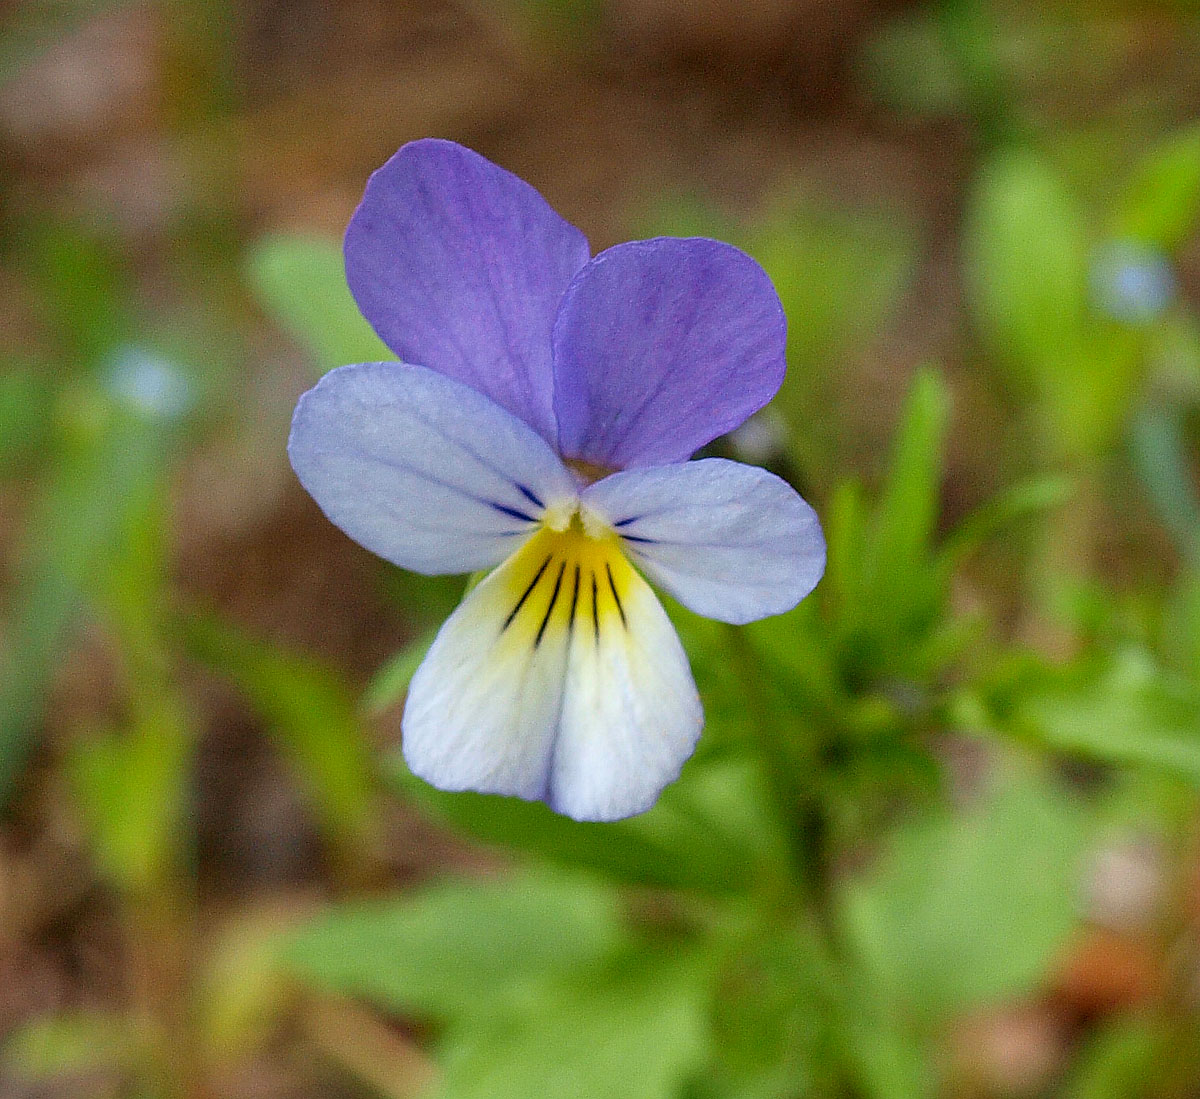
[288,139,825,822]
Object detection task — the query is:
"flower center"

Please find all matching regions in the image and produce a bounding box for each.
[496,510,632,649]
[541,499,611,540]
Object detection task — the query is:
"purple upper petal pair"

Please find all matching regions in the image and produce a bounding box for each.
[344,139,786,467]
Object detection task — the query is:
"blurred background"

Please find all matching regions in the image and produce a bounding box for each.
[3,0,1200,1096]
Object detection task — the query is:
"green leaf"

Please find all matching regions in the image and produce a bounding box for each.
[98,480,178,706]
[966,149,1145,456]
[436,958,709,1099]
[1016,648,1200,783]
[0,413,168,805]
[67,702,190,896]
[387,753,787,895]
[697,921,835,1099]
[286,871,625,1018]
[1061,1015,1162,1099]
[833,969,935,1099]
[842,367,950,674]
[841,769,1088,1021]
[63,478,194,897]
[822,478,867,623]
[245,234,391,371]
[362,628,437,715]
[936,473,1074,572]
[2,1011,132,1079]
[869,366,949,581]
[965,149,1088,390]
[1111,126,1200,252]
[178,611,376,852]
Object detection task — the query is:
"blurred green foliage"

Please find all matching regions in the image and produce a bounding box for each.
[245,235,391,372]
[843,770,1088,1022]
[180,608,379,862]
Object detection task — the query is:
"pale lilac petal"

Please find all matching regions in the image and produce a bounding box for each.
[582,459,825,624]
[552,238,786,468]
[344,139,590,444]
[288,362,578,576]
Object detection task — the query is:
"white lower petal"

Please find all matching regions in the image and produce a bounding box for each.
[550,559,702,821]
[402,523,702,821]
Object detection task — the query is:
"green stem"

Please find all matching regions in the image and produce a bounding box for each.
[723,624,865,1098]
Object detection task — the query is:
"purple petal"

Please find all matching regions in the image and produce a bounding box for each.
[344,139,590,445]
[552,238,787,468]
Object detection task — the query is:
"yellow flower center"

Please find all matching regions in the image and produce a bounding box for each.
[497,510,633,648]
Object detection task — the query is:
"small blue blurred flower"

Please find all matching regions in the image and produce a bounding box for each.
[104,346,193,421]
[1089,240,1176,325]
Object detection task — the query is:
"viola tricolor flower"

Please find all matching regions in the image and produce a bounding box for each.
[288,139,825,821]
